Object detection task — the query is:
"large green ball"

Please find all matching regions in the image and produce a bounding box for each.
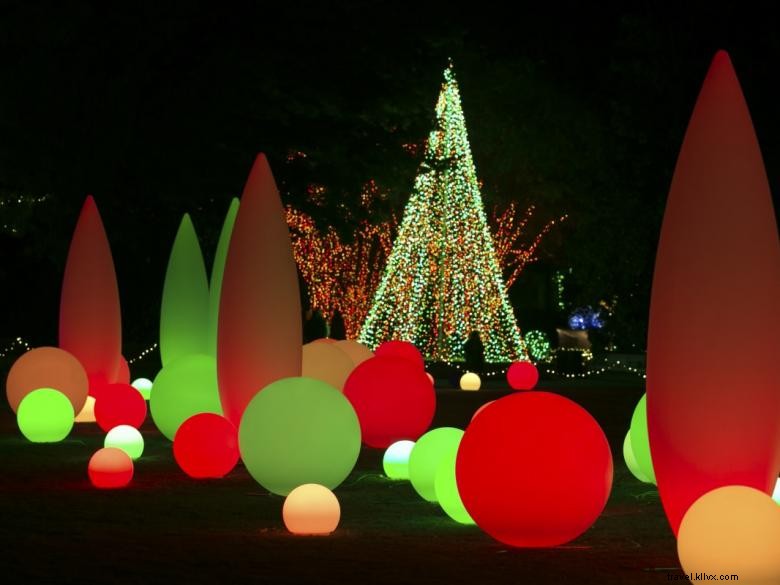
[409,427,464,502]
[17,388,74,443]
[434,446,474,524]
[629,394,656,484]
[150,354,222,440]
[623,430,651,483]
[238,377,361,496]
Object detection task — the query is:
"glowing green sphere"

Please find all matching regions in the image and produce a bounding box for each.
[409,427,464,502]
[150,354,222,440]
[434,446,474,524]
[104,424,145,460]
[238,377,361,496]
[131,378,153,400]
[623,430,651,483]
[383,440,415,480]
[17,388,74,443]
[629,394,656,484]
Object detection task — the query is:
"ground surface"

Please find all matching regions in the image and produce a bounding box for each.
[0,373,682,584]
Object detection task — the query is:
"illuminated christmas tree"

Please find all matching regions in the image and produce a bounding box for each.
[359,63,528,362]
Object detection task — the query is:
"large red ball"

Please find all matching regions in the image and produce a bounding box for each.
[374,340,425,371]
[456,392,612,547]
[94,383,147,431]
[173,413,239,478]
[506,361,539,390]
[343,356,435,448]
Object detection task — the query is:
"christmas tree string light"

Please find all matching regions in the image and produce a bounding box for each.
[359,63,528,362]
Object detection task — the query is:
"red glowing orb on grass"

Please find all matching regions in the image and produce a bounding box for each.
[343,356,435,448]
[506,361,539,390]
[456,392,613,547]
[374,340,425,371]
[94,383,147,431]
[88,447,134,489]
[173,413,239,479]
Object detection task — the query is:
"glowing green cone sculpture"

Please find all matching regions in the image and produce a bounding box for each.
[160,214,210,366]
[629,394,656,484]
[17,388,74,443]
[238,377,361,496]
[359,63,527,362]
[208,198,239,356]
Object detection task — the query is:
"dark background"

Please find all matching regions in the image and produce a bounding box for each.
[2,1,779,355]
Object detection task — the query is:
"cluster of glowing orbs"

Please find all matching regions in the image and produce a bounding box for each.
[382,440,415,480]
[131,378,153,400]
[88,447,133,489]
[678,486,780,584]
[173,413,239,479]
[94,383,147,432]
[283,484,341,535]
[239,377,361,496]
[75,395,96,423]
[409,427,464,502]
[457,392,613,547]
[150,354,222,440]
[506,361,539,390]
[374,340,424,370]
[6,347,88,414]
[333,340,374,367]
[434,448,474,525]
[629,394,656,484]
[343,356,435,448]
[459,372,481,391]
[104,425,144,460]
[301,341,354,391]
[623,431,652,483]
[17,388,74,442]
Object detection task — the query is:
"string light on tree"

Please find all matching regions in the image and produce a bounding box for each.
[359,62,529,362]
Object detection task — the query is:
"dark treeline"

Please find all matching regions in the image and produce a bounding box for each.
[2,1,779,353]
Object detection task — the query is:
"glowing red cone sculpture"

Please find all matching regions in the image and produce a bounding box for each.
[59,196,122,388]
[647,50,780,535]
[217,155,302,425]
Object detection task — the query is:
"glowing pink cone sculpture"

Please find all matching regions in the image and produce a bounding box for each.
[647,50,780,535]
[59,196,122,388]
[217,155,302,425]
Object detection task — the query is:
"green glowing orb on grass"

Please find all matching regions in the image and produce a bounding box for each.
[383,440,415,480]
[409,427,464,502]
[104,425,144,460]
[434,447,474,524]
[17,388,74,443]
[239,377,361,496]
[629,394,656,484]
[150,354,222,440]
[623,430,651,483]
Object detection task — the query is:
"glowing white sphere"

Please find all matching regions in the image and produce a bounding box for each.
[104,425,145,460]
[382,440,415,480]
[131,378,153,400]
[459,372,481,391]
[282,484,340,535]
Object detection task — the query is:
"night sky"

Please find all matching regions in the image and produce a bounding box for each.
[2,2,779,353]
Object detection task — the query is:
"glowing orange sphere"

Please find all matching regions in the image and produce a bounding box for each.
[6,346,88,414]
[173,413,239,479]
[88,447,134,489]
[506,361,539,390]
[282,484,341,535]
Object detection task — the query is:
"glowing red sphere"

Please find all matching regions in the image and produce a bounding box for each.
[94,383,147,432]
[507,361,539,390]
[343,356,435,448]
[173,413,239,479]
[374,340,425,371]
[456,392,613,547]
[88,447,134,489]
